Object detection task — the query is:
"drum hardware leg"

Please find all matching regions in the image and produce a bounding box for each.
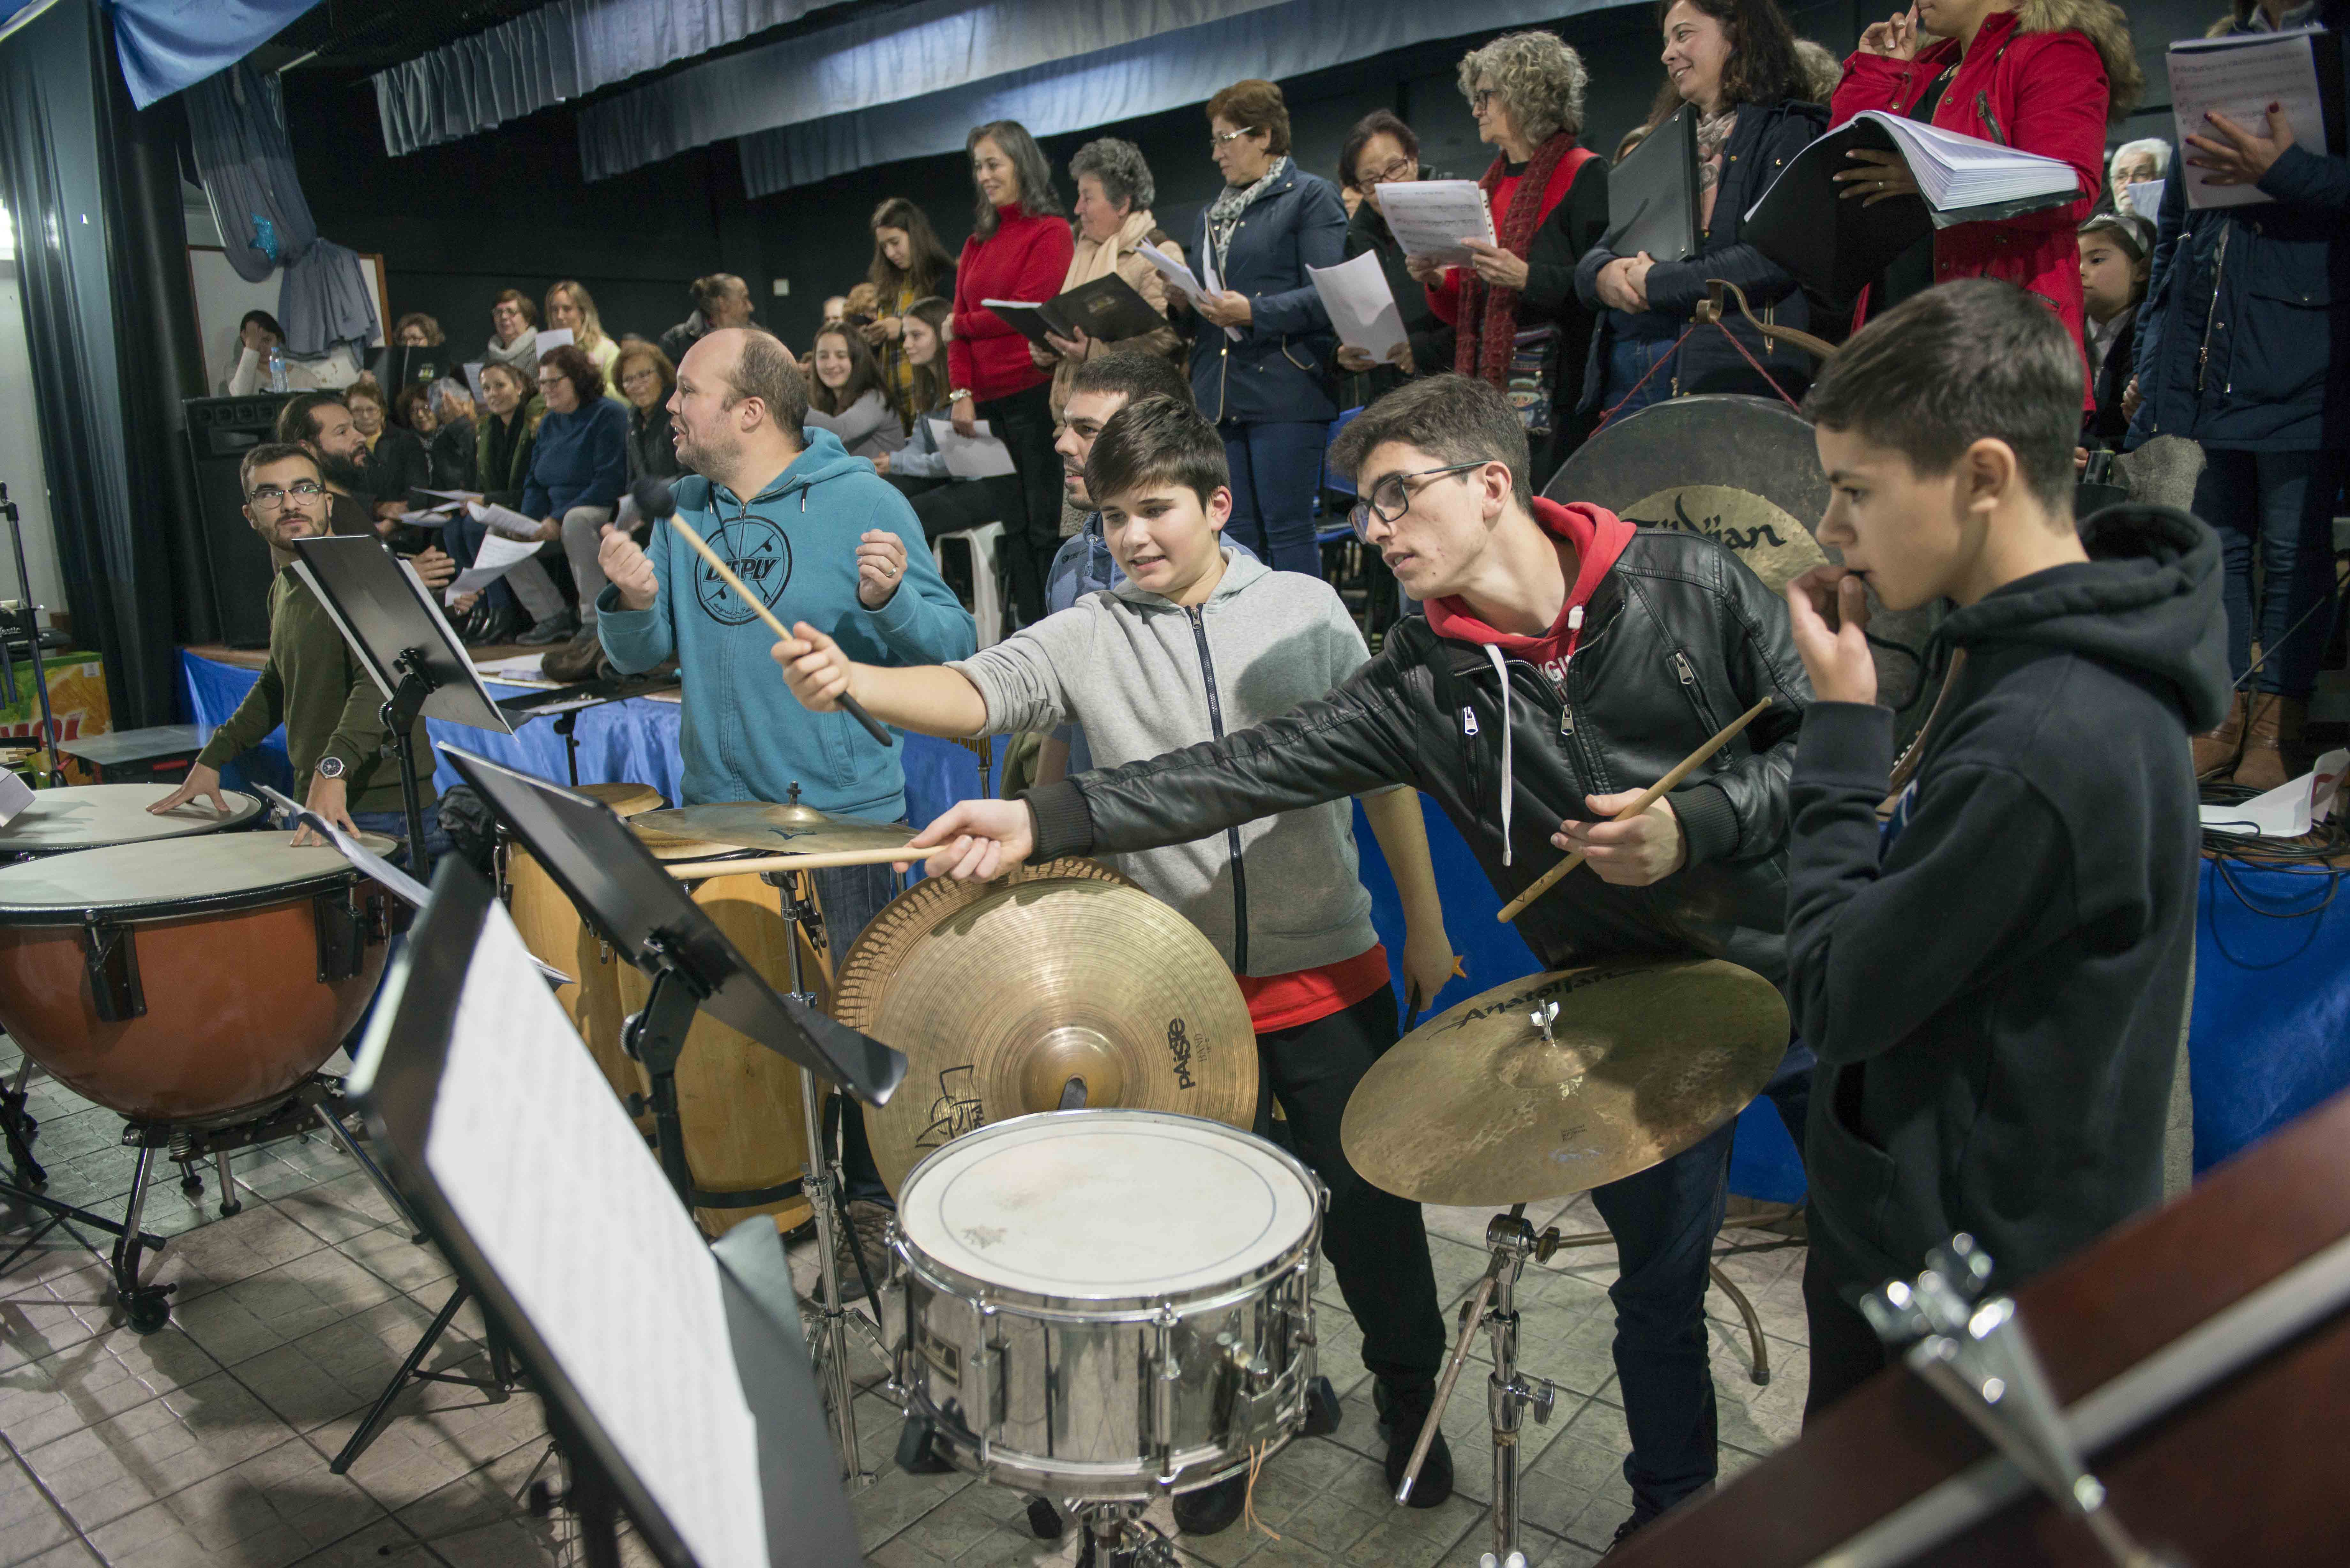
[1072,1501,1179,1568]
[212,1150,241,1218]
[0,1066,45,1188]
[1024,1496,1065,1539]
[330,1279,525,1474]
[78,917,145,1022]
[110,1142,174,1333]
[309,1105,420,1240]
[551,709,583,787]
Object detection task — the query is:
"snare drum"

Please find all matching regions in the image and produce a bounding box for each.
[0,833,397,1123]
[0,784,263,861]
[891,1109,1323,1499]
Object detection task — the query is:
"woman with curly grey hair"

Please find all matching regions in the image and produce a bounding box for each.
[1411,30,1612,478]
[1034,137,1184,421]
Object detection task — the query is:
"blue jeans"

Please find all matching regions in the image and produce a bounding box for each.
[1222,419,1326,577]
[2194,447,2348,699]
[1602,332,1679,423]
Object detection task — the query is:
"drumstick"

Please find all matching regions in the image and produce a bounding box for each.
[1494,697,1773,924]
[659,510,896,749]
[663,845,924,879]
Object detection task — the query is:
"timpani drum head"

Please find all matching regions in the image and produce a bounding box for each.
[898,1110,1318,1302]
[0,832,398,921]
[0,785,263,856]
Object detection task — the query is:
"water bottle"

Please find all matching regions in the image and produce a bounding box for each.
[267,345,288,393]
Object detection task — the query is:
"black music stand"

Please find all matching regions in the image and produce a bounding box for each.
[493,676,679,787]
[347,858,860,1568]
[288,534,513,877]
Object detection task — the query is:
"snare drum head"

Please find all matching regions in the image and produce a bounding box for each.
[898,1110,1317,1301]
[0,785,263,853]
[0,831,396,920]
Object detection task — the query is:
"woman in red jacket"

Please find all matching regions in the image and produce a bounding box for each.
[1829,0,2140,365]
[948,119,1076,627]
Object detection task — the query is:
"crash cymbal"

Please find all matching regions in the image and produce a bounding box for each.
[1342,958,1787,1208]
[631,799,912,859]
[832,858,1258,1195]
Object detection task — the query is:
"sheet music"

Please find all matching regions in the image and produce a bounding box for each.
[534,328,576,352]
[1374,179,1497,266]
[2170,32,2329,209]
[445,531,544,604]
[425,904,767,1568]
[2125,180,2165,220]
[470,501,547,540]
[1136,245,1241,341]
[925,416,1018,478]
[1307,251,1407,364]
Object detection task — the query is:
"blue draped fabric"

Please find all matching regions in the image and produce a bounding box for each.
[106,0,325,110]
[2189,857,2350,1172]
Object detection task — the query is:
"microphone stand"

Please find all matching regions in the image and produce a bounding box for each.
[0,484,61,788]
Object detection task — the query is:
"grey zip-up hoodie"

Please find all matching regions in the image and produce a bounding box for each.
[951,549,1389,978]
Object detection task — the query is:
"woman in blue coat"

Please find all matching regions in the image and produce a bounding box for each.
[1185,77,1348,577]
[2130,0,2347,789]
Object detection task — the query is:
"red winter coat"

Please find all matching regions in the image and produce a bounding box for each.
[1831,8,2108,386]
[949,206,1076,404]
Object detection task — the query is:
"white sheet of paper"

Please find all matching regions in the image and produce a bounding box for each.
[2169,32,2329,209]
[462,362,486,404]
[1138,245,1240,342]
[1308,251,1407,364]
[445,531,545,604]
[423,902,766,1568]
[1375,179,1497,266]
[473,652,564,683]
[2125,180,2166,220]
[470,501,547,540]
[0,769,33,828]
[418,488,484,504]
[534,327,576,352]
[926,416,1018,478]
[2199,748,2350,837]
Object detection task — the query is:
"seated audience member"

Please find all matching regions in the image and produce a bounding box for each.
[863,197,960,429]
[346,378,429,524]
[615,343,684,490]
[660,273,755,367]
[272,390,455,590]
[1335,110,1456,407]
[518,345,630,675]
[1778,278,2227,1419]
[804,325,909,461]
[395,383,437,442]
[392,313,444,347]
[845,283,881,324]
[447,360,561,646]
[882,299,1022,598]
[2134,0,2345,790]
[1576,3,1820,429]
[426,379,479,492]
[546,278,622,396]
[1035,137,1182,420]
[822,295,851,327]
[484,289,541,373]
[2076,211,2149,449]
[151,442,445,863]
[223,309,356,394]
[2105,136,2170,215]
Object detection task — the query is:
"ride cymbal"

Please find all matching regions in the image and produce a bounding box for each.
[1342,958,1787,1208]
[631,800,913,859]
[832,859,1257,1195]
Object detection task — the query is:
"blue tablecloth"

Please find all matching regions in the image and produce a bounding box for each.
[2189,856,2350,1172]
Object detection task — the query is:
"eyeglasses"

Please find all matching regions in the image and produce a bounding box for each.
[1472,88,1499,113]
[536,377,566,388]
[620,370,659,388]
[1210,125,1258,149]
[1347,462,1486,539]
[248,480,325,509]
[1358,156,1415,186]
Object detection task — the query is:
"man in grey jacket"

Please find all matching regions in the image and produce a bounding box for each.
[773,397,1463,1532]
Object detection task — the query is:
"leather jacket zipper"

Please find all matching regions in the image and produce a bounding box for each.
[1186,605,1247,972]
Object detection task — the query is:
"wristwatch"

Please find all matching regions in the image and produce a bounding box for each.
[315,755,347,780]
[947,388,973,402]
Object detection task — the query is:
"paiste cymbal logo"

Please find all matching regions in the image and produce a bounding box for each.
[1623,486,1826,595]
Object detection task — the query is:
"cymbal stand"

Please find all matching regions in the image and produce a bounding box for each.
[771,869,880,1491]
[1396,1205,1562,1566]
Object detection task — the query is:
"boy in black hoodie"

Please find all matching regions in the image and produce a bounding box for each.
[1780,279,2231,1419]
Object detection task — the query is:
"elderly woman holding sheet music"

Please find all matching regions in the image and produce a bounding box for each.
[1573,0,1822,425]
[1829,0,2140,360]
[1032,138,1183,422]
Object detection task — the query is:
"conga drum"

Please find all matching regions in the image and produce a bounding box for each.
[503,782,665,1112]
[0,833,397,1123]
[0,784,264,861]
[618,821,823,1239]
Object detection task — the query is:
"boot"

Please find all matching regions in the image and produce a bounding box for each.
[2232,694,2305,793]
[2191,691,2247,781]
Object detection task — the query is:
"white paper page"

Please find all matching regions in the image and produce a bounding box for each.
[1855,113,2078,209]
[418,488,484,504]
[534,327,576,352]
[1138,245,1240,342]
[2170,33,2327,209]
[1375,180,1497,266]
[469,502,548,541]
[1307,251,1407,364]
[2125,180,2166,220]
[0,769,32,827]
[462,362,486,404]
[445,531,544,604]
[978,298,1045,310]
[926,417,1018,478]
[473,652,565,682]
[423,903,765,1568]
[2199,749,2350,837]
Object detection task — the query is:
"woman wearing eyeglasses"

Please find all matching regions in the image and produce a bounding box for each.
[1182,78,1348,578]
[1334,111,1457,409]
[614,342,684,490]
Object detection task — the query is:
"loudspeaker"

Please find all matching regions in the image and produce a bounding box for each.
[183,394,291,649]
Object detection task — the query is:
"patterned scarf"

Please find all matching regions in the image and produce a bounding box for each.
[1454,132,1581,386]
[1205,155,1292,276]
[1694,109,1739,231]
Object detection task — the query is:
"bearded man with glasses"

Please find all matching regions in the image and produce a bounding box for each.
[905,372,1816,1547]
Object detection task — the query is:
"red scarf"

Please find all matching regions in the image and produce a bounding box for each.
[1453,132,1590,386]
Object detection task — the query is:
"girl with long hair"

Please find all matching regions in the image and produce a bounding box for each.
[804,324,907,461]
[862,197,959,426]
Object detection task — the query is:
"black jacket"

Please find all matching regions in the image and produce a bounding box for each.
[626,402,684,487]
[1788,506,2231,1295]
[1573,100,1824,411]
[365,425,429,513]
[1189,161,1349,426]
[2084,302,2138,448]
[428,418,478,492]
[1026,527,1813,982]
[1339,173,1458,407]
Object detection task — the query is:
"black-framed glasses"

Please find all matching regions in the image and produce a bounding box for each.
[1359,156,1416,186]
[1210,125,1258,149]
[1472,88,1499,113]
[1348,462,1486,539]
[248,480,325,509]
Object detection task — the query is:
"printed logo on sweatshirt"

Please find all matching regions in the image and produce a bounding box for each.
[693,513,793,625]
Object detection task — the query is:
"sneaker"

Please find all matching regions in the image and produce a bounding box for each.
[1377,1379,1453,1508]
[514,608,580,646]
[829,1199,892,1302]
[1605,1512,1657,1554]
[540,626,605,684]
[1170,1472,1246,1537]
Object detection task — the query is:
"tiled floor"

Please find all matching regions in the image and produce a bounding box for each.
[0,1033,1808,1567]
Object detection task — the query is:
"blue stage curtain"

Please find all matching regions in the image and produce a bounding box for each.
[107,0,324,110]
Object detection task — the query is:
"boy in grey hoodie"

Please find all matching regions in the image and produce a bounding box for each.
[772,396,1462,1527]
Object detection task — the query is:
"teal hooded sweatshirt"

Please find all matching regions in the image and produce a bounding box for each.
[595,426,976,819]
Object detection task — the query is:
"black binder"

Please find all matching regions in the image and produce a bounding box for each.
[1603,105,1701,262]
[984,271,1170,350]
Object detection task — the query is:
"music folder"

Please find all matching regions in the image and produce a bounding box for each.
[1603,105,1700,263]
[348,857,860,1568]
[982,272,1169,350]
